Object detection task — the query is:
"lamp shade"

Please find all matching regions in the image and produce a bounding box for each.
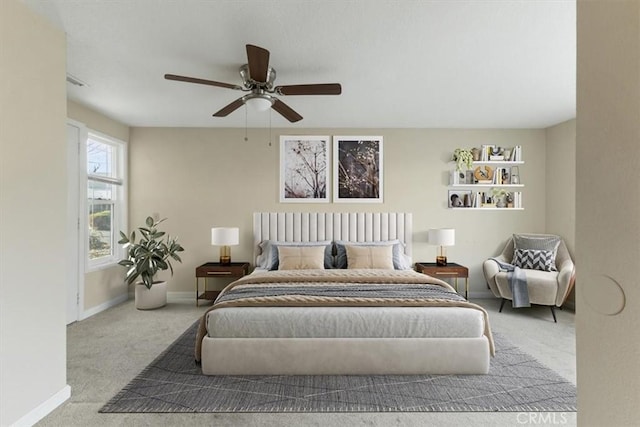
[211,227,239,246]
[427,228,455,246]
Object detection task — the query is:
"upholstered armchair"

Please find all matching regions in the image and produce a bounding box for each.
[483,234,575,322]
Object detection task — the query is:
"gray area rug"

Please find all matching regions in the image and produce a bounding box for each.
[101,321,576,413]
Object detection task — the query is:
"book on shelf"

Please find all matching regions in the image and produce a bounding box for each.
[480,144,490,161]
[506,145,523,162]
[493,167,503,184]
[511,191,523,208]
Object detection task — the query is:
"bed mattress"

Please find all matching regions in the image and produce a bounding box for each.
[207,306,485,339]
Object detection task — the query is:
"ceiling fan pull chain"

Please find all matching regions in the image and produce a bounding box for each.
[268,109,272,146]
[244,104,248,142]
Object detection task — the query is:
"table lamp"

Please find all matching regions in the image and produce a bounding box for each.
[211,227,239,265]
[427,228,455,266]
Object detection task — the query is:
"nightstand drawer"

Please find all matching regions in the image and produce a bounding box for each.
[432,270,464,277]
[415,263,468,278]
[196,262,249,278]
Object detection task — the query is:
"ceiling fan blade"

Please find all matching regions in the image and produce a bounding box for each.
[246,44,270,83]
[165,74,242,90]
[271,99,303,123]
[213,97,245,117]
[275,83,342,96]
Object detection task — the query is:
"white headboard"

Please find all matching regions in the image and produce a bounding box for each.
[253,212,412,265]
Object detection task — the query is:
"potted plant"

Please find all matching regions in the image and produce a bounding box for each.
[452,148,474,172]
[118,216,184,310]
[491,188,509,208]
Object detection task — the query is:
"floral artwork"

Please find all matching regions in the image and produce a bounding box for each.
[333,136,383,203]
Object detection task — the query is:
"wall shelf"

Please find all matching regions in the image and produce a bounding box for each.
[448,146,524,209]
[449,184,524,188]
[471,161,525,166]
[450,207,525,211]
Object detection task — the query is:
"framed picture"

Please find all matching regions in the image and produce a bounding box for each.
[279,135,330,203]
[333,136,383,203]
[448,190,472,208]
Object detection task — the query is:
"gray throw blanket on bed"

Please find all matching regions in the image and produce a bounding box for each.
[490,258,530,308]
[215,284,466,304]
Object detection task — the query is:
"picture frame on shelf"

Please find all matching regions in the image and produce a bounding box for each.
[333,136,383,203]
[279,135,330,203]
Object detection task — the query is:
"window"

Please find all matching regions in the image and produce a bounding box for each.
[85,131,126,270]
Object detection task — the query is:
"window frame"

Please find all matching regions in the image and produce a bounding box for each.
[82,130,128,272]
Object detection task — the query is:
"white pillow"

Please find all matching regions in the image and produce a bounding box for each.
[257,240,332,270]
[334,240,410,269]
[278,246,326,270]
[345,244,394,269]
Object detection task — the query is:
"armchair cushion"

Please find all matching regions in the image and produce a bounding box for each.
[494,269,559,306]
[513,234,561,270]
[513,248,555,272]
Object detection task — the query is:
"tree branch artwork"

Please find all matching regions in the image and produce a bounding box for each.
[280,136,330,203]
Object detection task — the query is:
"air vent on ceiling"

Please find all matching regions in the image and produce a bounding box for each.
[66,74,86,87]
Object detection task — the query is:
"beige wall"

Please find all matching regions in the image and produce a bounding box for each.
[0,0,68,424]
[67,101,131,311]
[68,100,130,142]
[576,1,640,425]
[546,119,576,306]
[129,127,546,296]
[545,119,576,254]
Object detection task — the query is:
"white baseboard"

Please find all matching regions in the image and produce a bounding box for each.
[468,290,496,299]
[12,385,71,427]
[126,291,196,302]
[80,293,128,320]
[168,292,197,301]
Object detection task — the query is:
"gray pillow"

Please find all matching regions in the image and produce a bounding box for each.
[513,234,561,271]
[334,240,410,270]
[513,248,555,272]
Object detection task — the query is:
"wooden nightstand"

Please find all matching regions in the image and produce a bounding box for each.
[415,262,469,299]
[195,262,249,306]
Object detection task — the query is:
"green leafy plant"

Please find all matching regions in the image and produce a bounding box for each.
[452,148,474,171]
[491,187,511,207]
[118,216,184,289]
[491,187,509,198]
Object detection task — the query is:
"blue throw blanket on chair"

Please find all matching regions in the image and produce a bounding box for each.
[490,258,530,308]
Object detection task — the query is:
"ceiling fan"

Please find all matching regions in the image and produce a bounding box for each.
[165,44,342,123]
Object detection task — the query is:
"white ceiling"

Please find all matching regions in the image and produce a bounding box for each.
[24,0,576,129]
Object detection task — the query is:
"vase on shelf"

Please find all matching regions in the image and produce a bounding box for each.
[471,147,481,161]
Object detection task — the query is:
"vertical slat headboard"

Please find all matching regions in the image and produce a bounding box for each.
[253,212,412,265]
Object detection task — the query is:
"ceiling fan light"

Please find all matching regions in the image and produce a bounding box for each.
[246,96,273,112]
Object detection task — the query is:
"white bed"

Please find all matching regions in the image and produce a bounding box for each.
[197,212,493,375]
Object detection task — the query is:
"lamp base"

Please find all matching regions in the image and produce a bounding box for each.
[436,256,448,266]
[219,246,231,265]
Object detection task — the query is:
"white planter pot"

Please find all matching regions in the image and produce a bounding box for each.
[134,281,167,310]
